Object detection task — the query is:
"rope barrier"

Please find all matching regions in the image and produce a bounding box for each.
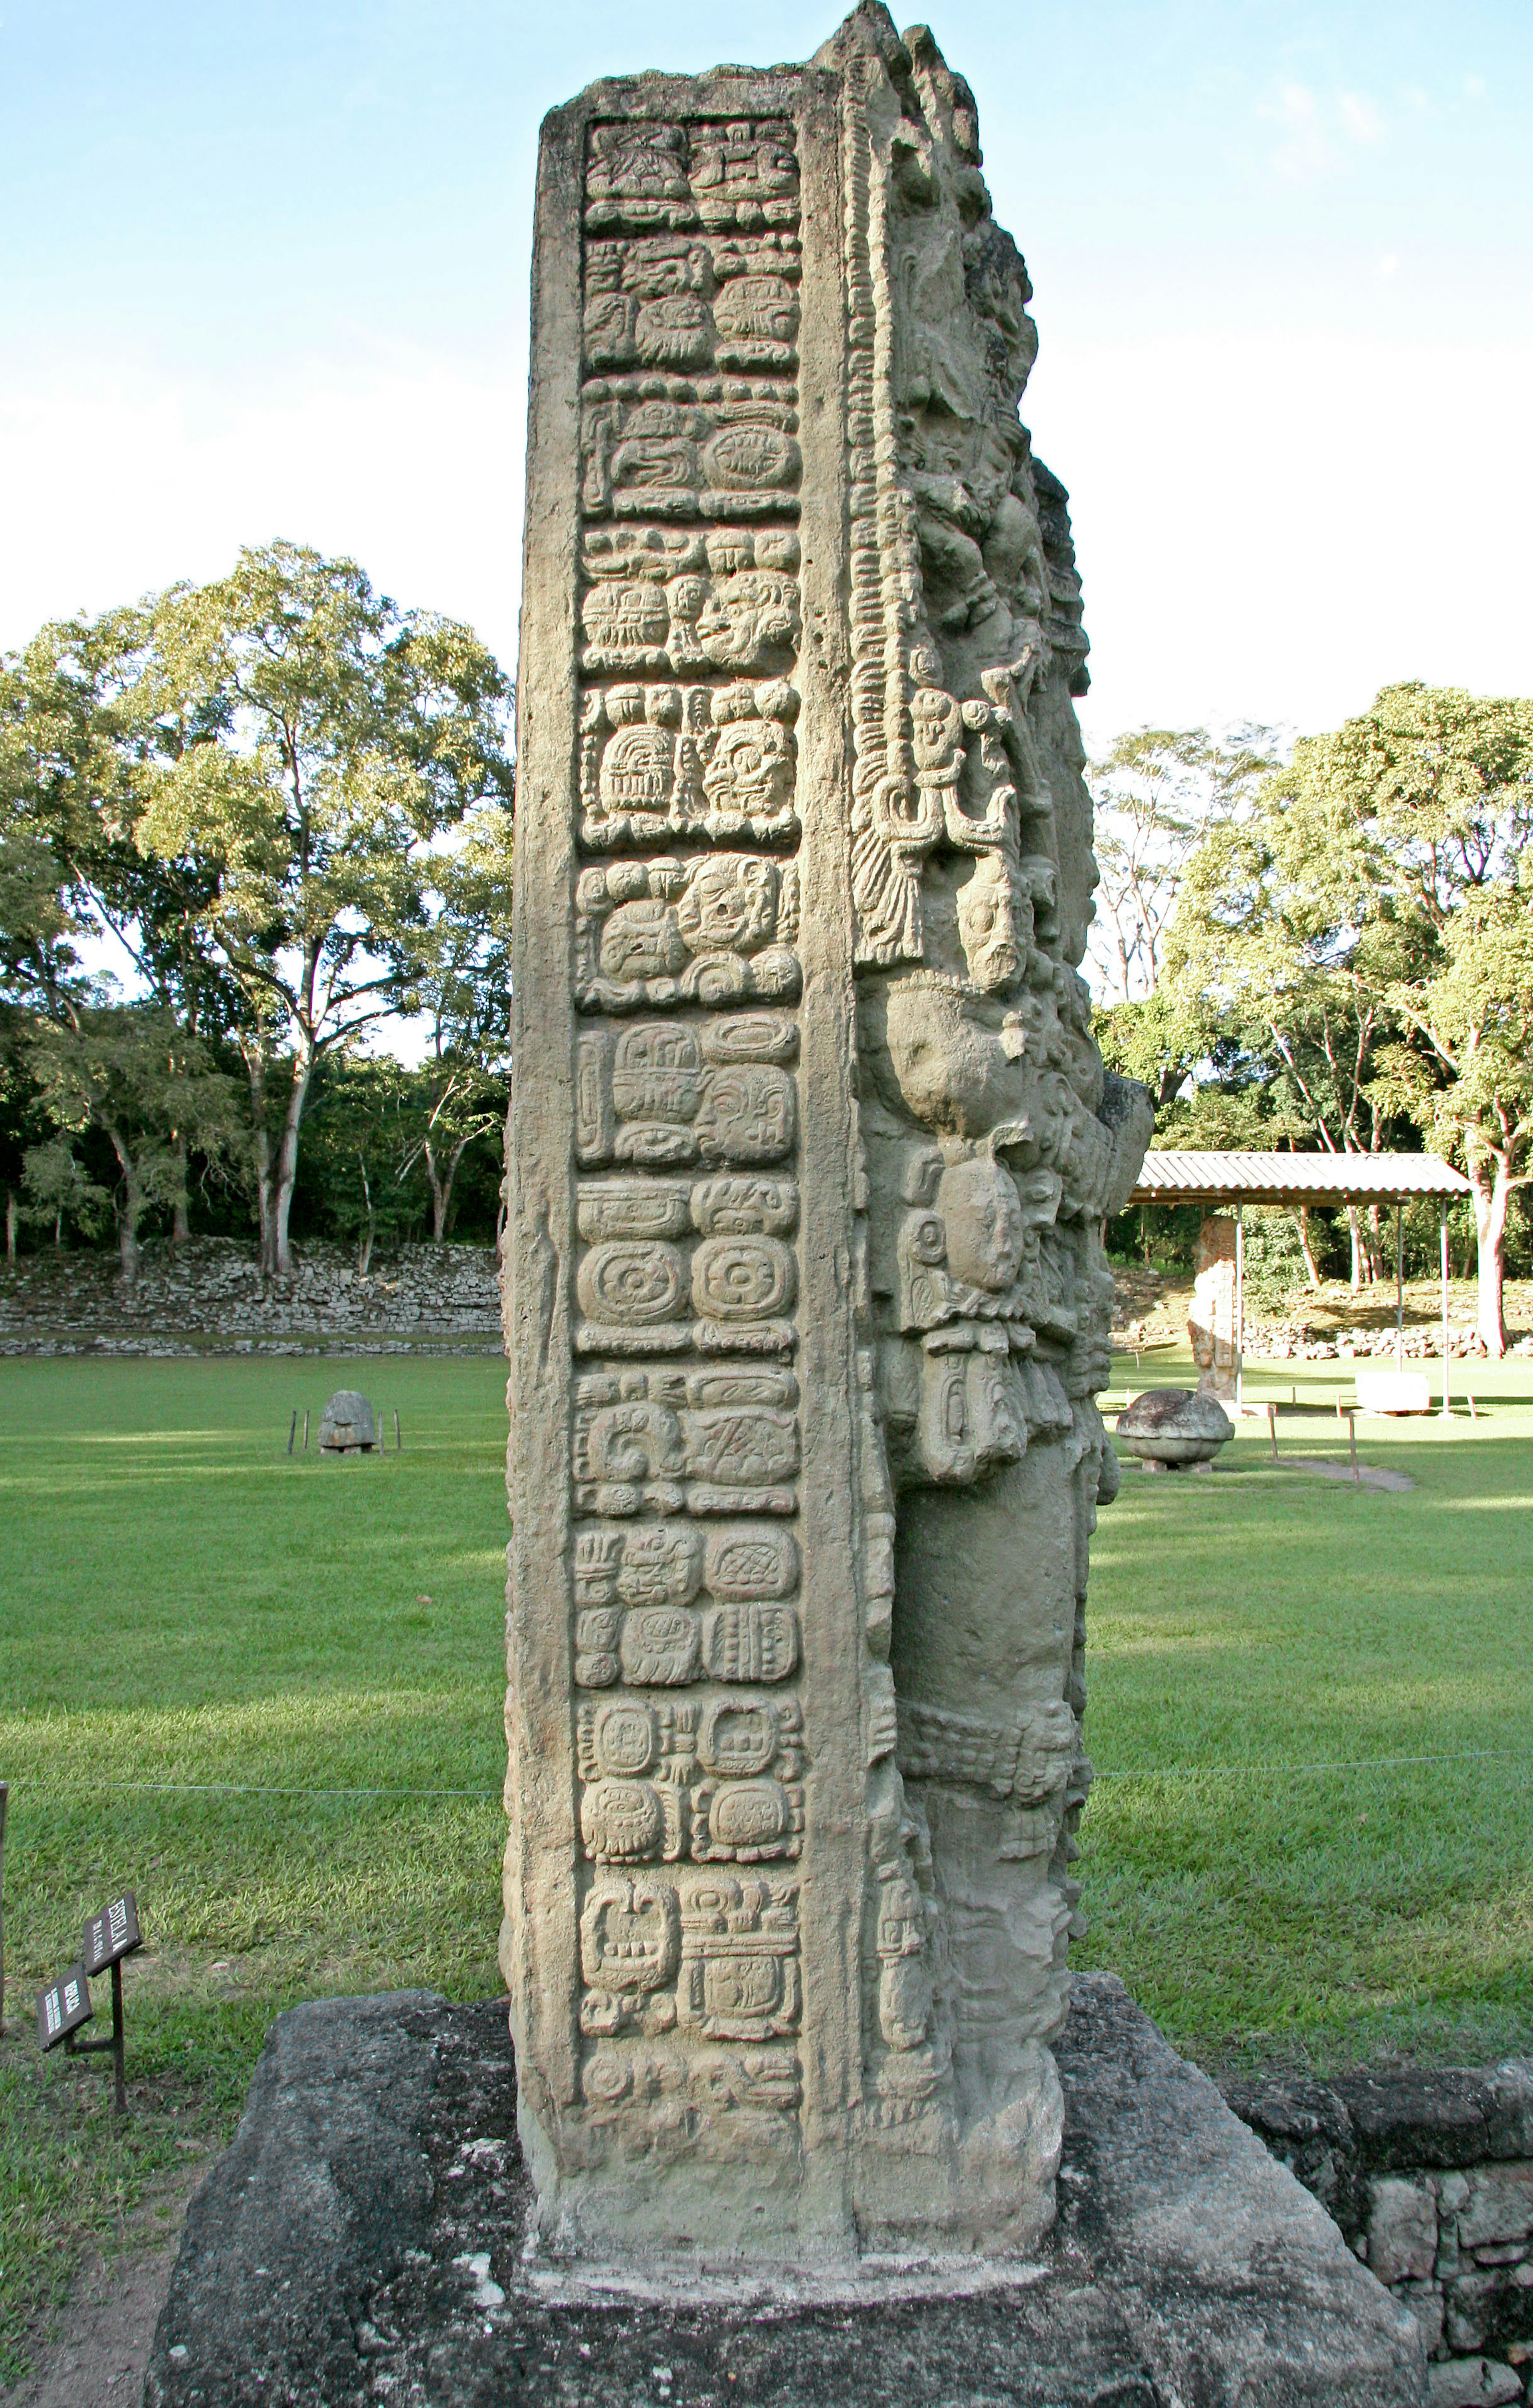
[2,1751,1530,1800]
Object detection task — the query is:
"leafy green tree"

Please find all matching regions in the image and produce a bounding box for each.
[396,800,513,1241]
[297,1053,425,1271]
[25,1005,243,1281]
[136,543,513,1278]
[1088,725,1283,1109]
[1169,684,1533,1343]
[20,1136,113,1249]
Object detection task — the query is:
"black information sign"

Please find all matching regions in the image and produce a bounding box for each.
[82,1892,141,1977]
[38,1964,94,2051]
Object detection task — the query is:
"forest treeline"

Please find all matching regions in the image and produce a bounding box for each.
[1089,694,1533,1351]
[1,543,515,1279]
[4,545,1531,1348]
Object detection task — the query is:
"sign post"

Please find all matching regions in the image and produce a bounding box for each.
[37,1894,144,2109]
[77,1892,141,2110]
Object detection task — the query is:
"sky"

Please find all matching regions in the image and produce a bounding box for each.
[2,0,1530,761]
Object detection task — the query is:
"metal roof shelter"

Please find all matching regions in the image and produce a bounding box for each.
[1123,1151,1473,1414]
[1129,1151,1472,1207]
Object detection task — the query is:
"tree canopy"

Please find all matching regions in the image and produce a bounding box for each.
[0,543,515,1280]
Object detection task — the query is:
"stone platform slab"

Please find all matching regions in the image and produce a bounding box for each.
[144,1974,1427,2406]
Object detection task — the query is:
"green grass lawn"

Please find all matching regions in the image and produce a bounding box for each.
[1,1348,1531,2371]
[1081,1347,1533,2075]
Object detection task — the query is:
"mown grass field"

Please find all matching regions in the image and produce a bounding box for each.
[2,1347,1531,2372]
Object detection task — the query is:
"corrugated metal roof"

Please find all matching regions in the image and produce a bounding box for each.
[1127,1150,1472,1204]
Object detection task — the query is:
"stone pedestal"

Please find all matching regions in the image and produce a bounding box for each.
[503,0,1153,2263]
[143,1982,1430,2406]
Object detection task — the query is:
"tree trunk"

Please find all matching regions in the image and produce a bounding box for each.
[425,1135,477,1245]
[244,1046,275,1277]
[5,1190,16,1262]
[424,1139,449,1244]
[1347,1206,1364,1291]
[111,1140,143,1286]
[1473,1160,1511,1357]
[357,1160,375,1275]
[1292,1206,1322,1291]
[269,1050,315,1281]
[171,1129,190,1248]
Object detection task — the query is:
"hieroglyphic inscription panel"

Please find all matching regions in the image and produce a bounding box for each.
[567,109,810,2170]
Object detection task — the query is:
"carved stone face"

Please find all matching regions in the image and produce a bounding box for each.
[702,718,795,818]
[936,1157,1024,1292]
[676,856,777,954]
[957,853,1025,992]
[879,978,1028,1139]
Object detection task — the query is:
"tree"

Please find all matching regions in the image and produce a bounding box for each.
[1168,683,1533,1344]
[1163,789,1418,1286]
[25,1004,242,1282]
[136,543,513,1277]
[395,800,514,1242]
[20,1137,112,1250]
[1087,725,1283,1110]
[1379,882,1533,1352]
[1,608,253,1248]
[1278,684,1533,1348]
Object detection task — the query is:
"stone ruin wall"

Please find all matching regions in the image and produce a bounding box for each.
[1230,2061,1533,2405]
[502,4,1151,2261]
[0,1238,503,1354]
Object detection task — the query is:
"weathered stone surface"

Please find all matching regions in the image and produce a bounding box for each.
[1428,2354,1525,2405]
[317,1390,377,1450]
[143,1978,1429,2406]
[1189,1216,1240,1399]
[1460,2166,1533,2247]
[1226,2061,1533,2398]
[504,1,1152,2259]
[0,1236,505,1355]
[1370,2176,1441,2284]
[1113,1387,1234,1468]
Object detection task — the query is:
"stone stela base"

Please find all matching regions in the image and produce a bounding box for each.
[144,1977,1427,2407]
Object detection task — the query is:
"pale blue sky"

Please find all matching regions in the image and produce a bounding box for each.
[3,0,1530,750]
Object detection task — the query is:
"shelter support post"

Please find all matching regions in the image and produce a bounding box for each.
[1396,1203,1404,1370]
[1441,1202,1452,1417]
[1235,1204,1245,1412]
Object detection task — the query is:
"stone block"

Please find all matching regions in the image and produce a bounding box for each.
[1396,2278,1446,2356]
[1427,2359,1524,2406]
[1462,2167,1533,2247]
[1371,2176,1441,2283]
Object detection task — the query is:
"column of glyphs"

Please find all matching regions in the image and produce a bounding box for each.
[566,118,814,2175]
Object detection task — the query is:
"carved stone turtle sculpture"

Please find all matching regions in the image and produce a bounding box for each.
[1114,1388,1234,1472]
[317,1390,378,1454]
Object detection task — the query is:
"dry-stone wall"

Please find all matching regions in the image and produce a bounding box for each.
[1228,2061,1533,2405]
[0,1239,503,1355]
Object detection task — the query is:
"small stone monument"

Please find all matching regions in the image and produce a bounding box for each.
[503,0,1155,2263]
[317,1391,378,1453]
[1114,1388,1234,1473]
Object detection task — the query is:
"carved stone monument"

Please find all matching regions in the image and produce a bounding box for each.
[503,2,1153,2264]
[1190,1216,1241,1400]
